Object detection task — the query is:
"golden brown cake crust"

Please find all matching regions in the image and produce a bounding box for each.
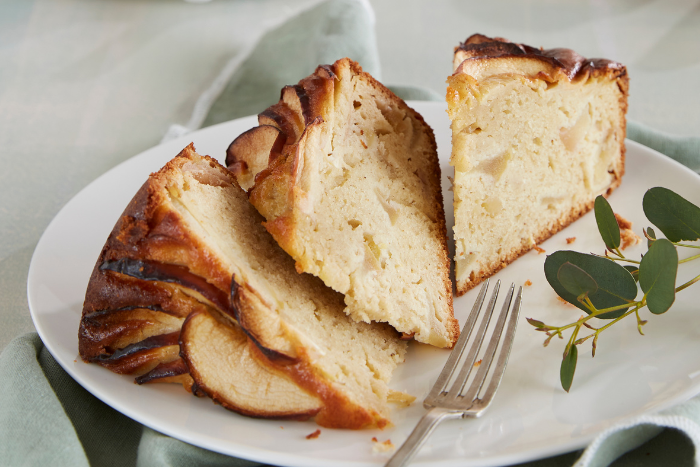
[450,35,628,295]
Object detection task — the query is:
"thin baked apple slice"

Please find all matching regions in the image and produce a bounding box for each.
[180,308,322,419]
[226,125,285,191]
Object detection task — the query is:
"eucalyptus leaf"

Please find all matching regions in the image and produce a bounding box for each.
[646,227,656,249]
[639,238,678,314]
[623,265,639,283]
[560,344,578,393]
[545,251,637,319]
[526,318,545,328]
[594,195,620,250]
[557,262,598,299]
[643,187,700,242]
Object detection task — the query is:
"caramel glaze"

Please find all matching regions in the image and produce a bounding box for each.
[455,33,626,81]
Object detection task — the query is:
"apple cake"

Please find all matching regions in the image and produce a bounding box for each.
[79,144,407,429]
[226,58,458,348]
[447,34,628,294]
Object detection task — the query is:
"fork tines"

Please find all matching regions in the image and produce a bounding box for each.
[424,279,522,415]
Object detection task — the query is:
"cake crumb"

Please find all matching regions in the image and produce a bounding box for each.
[557,296,576,307]
[372,438,395,453]
[447,175,455,192]
[566,237,576,244]
[614,213,633,230]
[387,389,416,408]
[474,359,482,368]
[524,280,532,287]
[614,213,641,250]
[534,246,546,254]
[306,429,321,439]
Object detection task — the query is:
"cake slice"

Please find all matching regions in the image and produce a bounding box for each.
[79,145,407,429]
[226,58,458,348]
[447,34,628,294]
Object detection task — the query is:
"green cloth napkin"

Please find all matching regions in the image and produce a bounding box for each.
[3,0,700,466]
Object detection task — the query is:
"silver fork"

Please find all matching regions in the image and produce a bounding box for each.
[386,279,523,467]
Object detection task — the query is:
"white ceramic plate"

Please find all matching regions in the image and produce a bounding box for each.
[28,102,700,467]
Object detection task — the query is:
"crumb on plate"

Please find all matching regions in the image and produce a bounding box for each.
[387,389,416,408]
[306,429,321,439]
[566,237,576,244]
[614,213,641,250]
[372,438,395,453]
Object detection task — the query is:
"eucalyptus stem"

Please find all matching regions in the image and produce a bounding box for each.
[565,322,582,357]
[594,304,641,335]
[551,299,643,340]
[635,307,648,335]
[673,242,700,250]
[679,253,700,264]
[573,306,638,346]
[676,273,700,293]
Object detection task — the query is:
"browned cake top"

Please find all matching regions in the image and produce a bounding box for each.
[455,33,626,81]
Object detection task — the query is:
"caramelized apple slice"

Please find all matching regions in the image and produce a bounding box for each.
[226,125,285,191]
[258,102,303,144]
[281,85,305,122]
[89,331,180,375]
[80,306,184,358]
[136,358,196,392]
[180,308,322,420]
[100,258,231,317]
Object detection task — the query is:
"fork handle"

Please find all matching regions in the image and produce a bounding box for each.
[385,407,463,467]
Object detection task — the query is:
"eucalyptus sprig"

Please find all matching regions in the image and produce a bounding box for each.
[529,187,700,392]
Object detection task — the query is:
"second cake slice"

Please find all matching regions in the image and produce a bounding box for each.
[227,58,458,348]
[448,34,628,294]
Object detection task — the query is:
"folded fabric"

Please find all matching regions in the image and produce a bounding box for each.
[162,0,380,142]
[627,120,700,174]
[0,333,260,467]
